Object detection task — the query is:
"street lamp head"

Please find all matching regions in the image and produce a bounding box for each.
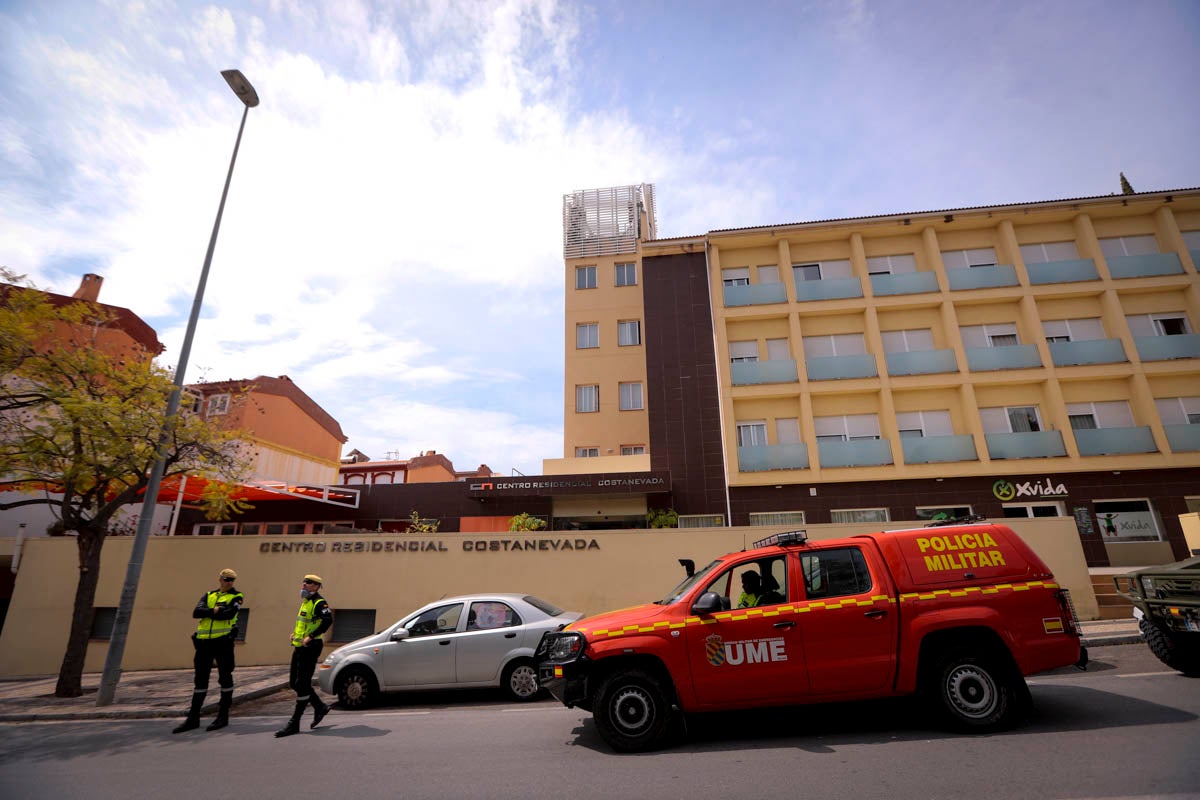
[221,69,259,108]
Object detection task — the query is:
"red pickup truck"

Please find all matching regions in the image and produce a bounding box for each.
[537,524,1086,752]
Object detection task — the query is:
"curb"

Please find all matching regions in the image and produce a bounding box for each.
[0,681,289,723]
[1082,634,1144,648]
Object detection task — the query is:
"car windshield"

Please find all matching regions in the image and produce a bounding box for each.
[522,596,564,616]
[656,559,722,605]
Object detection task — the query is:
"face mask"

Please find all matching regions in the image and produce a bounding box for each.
[300,589,311,599]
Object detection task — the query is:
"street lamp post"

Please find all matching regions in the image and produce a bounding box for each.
[97,70,260,707]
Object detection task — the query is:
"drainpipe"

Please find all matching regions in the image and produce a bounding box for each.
[11,523,27,573]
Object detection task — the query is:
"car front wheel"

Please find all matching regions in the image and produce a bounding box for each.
[335,666,379,710]
[593,669,673,753]
[502,658,541,701]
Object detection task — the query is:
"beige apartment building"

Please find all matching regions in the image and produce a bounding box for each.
[561,184,1200,566]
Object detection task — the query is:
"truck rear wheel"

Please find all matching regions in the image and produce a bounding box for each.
[1140,617,1200,677]
[593,669,673,753]
[929,651,1024,731]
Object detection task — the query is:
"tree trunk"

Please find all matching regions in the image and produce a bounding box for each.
[55,527,106,697]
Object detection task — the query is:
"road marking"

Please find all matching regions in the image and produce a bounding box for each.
[1117,670,1179,679]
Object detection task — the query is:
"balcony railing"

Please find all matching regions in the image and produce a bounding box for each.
[723,283,787,307]
[1026,258,1099,285]
[738,443,810,472]
[793,277,863,302]
[901,434,978,464]
[731,360,799,386]
[1048,338,1127,366]
[1106,252,1183,279]
[817,438,894,468]
[1134,334,1200,361]
[1165,424,1200,453]
[885,349,958,376]
[870,271,939,296]
[806,353,878,381]
[985,430,1067,460]
[946,264,1018,290]
[1073,426,1157,456]
[964,345,1041,371]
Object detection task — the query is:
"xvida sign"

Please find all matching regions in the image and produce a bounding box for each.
[992,476,1068,501]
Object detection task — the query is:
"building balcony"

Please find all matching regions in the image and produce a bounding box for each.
[884,349,958,376]
[793,277,863,302]
[946,264,1018,290]
[964,345,1041,371]
[806,353,878,381]
[731,360,799,386]
[737,443,810,472]
[870,271,939,296]
[901,434,978,464]
[817,438,894,468]
[1073,426,1157,456]
[1026,258,1099,285]
[1106,252,1183,279]
[723,283,787,307]
[1134,334,1200,361]
[1048,338,1127,366]
[1165,424,1200,452]
[985,430,1067,460]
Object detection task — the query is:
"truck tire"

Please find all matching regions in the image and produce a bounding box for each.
[928,650,1024,731]
[335,666,379,710]
[502,658,542,701]
[1139,617,1200,677]
[593,669,673,753]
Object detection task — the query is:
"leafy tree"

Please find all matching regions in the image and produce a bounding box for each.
[508,512,547,531]
[405,510,440,533]
[0,269,251,697]
[646,508,679,528]
[1120,172,1135,195]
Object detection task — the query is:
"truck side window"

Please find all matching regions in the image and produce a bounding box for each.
[800,548,871,600]
[702,557,788,609]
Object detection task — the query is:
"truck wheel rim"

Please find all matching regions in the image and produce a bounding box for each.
[611,687,654,733]
[946,665,997,719]
[510,665,538,698]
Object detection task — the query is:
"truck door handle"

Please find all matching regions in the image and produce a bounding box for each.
[773,621,796,629]
[864,609,887,619]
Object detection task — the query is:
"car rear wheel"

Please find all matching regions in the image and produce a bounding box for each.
[593,669,673,753]
[335,666,379,710]
[928,650,1024,732]
[502,658,541,701]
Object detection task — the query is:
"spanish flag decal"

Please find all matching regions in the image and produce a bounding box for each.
[1043,618,1065,634]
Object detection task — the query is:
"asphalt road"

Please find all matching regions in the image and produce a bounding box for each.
[1,644,1197,800]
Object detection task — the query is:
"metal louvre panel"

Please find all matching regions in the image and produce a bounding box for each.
[563,184,656,258]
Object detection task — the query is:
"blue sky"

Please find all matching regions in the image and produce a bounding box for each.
[2,0,1198,477]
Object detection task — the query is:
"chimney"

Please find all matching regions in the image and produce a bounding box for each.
[72,274,103,303]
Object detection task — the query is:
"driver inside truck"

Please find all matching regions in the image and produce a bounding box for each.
[737,571,761,608]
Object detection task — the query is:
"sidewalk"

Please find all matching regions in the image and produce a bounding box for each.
[0,619,1142,723]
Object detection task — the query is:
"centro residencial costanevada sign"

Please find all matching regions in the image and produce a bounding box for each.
[259,537,601,555]
[991,476,1068,501]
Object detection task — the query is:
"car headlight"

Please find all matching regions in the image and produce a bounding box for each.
[323,649,345,667]
[542,632,586,662]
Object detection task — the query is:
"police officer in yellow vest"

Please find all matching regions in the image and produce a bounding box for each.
[276,573,334,737]
[173,568,244,733]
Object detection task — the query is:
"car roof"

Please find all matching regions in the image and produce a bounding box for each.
[429,593,534,604]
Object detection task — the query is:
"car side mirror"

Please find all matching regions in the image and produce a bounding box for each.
[691,592,724,615]
[390,628,411,642]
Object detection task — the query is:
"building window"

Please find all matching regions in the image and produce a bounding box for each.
[736,421,768,447]
[1155,396,1200,425]
[830,508,889,524]
[575,265,597,289]
[916,505,974,521]
[311,521,353,534]
[614,262,637,286]
[1019,241,1079,264]
[942,248,997,269]
[1002,502,1064,518]
[881,329,935,353]
[1094,499,1161,541]
[814,414,880,442]
[206,393,230,416]
[618,320,641,346]
[194,523,238,536]
[678,514,725,528]
[1099,235,1158,258]
[1126,313,1191,337]
[574,447,599,458]
[866,254,916,275]
[1066,401,1133,431]
[803,333,867,358]
[182,389,203,415]
[576,323,599,349]
[895,410,953,438]
[1042,318,1104,343]
[980,405,1042,433]
[618,382,644,411]
[749,511,806,526]
[961,323,1019,348]
[90,607,117,640]
[575,385,599,413]
[241,523,261,536]
[330,609,377,643]
[620,445,646,455]
[729,340,758,363]
[1182,231,1200,249]
[792,259,852,281]
[722,267,750,287]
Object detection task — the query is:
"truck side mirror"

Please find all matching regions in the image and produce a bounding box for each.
[691,592,724,615]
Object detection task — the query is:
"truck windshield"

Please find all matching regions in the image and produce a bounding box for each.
[656,559,722,605]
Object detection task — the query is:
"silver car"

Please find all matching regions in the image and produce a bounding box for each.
[317,593,583,707]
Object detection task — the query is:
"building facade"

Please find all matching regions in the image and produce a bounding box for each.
[561,185,1200,566]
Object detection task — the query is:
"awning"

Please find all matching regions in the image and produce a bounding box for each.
[155,476,360,508]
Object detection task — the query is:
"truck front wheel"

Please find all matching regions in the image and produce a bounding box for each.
[929,651,1024,731]
[1140,617,1200,677]
[593,670,673,753]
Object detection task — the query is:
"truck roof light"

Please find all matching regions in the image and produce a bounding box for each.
[753,530,808,548]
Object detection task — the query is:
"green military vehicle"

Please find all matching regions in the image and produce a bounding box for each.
[1115,556,1200,677]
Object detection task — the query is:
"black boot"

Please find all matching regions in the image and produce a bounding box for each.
[206,689,233,731]
[275,699,307,738]
[310,696,330,729]
[172,692,205,734]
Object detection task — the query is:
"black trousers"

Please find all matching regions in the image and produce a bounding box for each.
[288,641,324,699]
[192,634,235,692]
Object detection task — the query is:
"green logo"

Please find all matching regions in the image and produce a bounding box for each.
[992,480,1016,501]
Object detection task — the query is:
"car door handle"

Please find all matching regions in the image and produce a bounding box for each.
[439,640,451,646]
[504,633,516,638]
[864,609,887,619]
[773,621,796,629]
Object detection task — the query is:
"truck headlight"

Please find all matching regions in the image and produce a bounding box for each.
[1140,576,1158,597]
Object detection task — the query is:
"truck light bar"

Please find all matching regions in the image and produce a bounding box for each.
[753,530,808,548]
